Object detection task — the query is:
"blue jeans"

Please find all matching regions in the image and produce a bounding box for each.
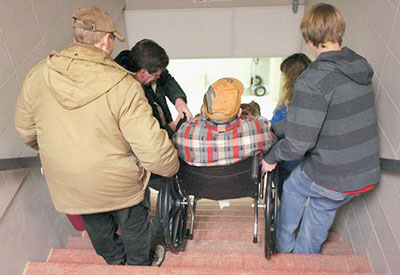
[276,166,354,254]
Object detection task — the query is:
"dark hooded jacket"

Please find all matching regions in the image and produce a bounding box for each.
[265,47,380,192]
[114,50,187,138]
[143,70,187,138]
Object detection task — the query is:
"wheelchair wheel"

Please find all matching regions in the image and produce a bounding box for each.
[254,85,267,96]
[264,171,276,259]
[159,179,188,254]
[253,75,262,86]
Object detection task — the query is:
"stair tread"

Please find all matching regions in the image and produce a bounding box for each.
[47,249,371,272]
[184,239,353,254]
[25,261,382,275]
[70,232,350,254]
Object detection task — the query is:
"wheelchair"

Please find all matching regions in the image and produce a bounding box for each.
[157,153,279,259]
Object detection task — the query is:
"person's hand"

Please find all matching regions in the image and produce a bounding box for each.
[268,131,278,141]
[261,159,277,173]
[168,114,182,132]
[175,98,193,120]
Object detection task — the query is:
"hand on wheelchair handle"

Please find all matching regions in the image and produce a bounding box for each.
[261,159,277,173]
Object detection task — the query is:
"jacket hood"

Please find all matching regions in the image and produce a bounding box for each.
[311,47,374,85]
[44,43,130,109]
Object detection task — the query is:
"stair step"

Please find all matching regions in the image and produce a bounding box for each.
[76,230,342,244]
[322,241,354,255]
[25,261,381,275]
[25,262,157,274]
[326,231,341,242]
[191,230,341,244]
[67,237,263,252]
[46,249,372,273]
[166,251,371,272]
[184,239,353,255]
[191,209,255,216]
[184,239,263,253]
[191,220,258,230]
[191,215,263,222]
[193,198,256,206]
[68,235,353,255]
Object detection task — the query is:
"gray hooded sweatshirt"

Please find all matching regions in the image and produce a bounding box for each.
[265,47,380,192]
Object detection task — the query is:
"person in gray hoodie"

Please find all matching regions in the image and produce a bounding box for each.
[262,3,380,254]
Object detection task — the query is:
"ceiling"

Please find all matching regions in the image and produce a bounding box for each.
[124,0,306,10]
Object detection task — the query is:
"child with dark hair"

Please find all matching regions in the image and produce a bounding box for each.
[240,100,261,117]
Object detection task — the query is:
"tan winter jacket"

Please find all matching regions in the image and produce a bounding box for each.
[14,43,179,214]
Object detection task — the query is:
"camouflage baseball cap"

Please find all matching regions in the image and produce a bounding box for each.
[72,5,125,42]
[202,78,244,122]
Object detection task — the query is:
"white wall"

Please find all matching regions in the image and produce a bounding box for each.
[0,1,128,274]
[124,6,300,119]
[166,57,282,119]
[124,6,304,58]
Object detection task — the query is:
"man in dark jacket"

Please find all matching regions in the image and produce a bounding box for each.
[115,39,193,249]
[262,3,380,254]
[115,39,192,138]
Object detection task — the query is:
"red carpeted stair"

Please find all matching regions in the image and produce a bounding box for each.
[24,198,379,274]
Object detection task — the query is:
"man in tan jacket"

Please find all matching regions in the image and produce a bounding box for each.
[14,6,179,266]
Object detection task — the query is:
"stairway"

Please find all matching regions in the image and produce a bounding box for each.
[24,197,378,274]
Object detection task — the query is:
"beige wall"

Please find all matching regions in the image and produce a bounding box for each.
[302,1,400,274]
[1,0,399,274]
[0,1,128,274]
[124,6,305,58]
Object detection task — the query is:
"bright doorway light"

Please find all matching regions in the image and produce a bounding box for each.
[167,57,284,120]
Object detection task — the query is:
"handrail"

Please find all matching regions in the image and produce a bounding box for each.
[0,156,41,171]
[380,158,400,173]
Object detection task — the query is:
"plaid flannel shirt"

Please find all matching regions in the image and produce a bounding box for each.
[173,115,273,166]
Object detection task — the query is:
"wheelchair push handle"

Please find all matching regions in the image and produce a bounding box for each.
[252,152,264,181]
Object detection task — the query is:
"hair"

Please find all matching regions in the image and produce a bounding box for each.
[73,24,107,45]
[300,3,345,47]
[241,101,261,117]
[115,39,169,73]
[114,50,132,69]
[278,53,311,109]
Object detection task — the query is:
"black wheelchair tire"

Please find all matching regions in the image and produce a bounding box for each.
[159,180,187,254]
[264,172,273,259]
[254,75,262,86]
[254,86,267,96]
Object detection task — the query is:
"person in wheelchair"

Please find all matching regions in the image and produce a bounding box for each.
[173,77,274,168]
[168,77,275,250]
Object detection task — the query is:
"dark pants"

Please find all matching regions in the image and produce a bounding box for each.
[81,202,152,265]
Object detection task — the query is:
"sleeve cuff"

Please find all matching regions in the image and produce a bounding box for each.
[264,154,276,164]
